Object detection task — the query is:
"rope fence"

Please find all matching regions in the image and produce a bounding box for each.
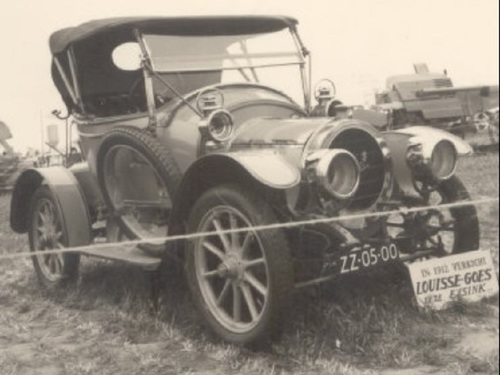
[1,196,497,261]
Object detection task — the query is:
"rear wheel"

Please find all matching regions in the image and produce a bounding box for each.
[28,186,80,288]
[186,185,293,345]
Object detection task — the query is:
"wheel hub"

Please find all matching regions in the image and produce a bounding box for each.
[40,225,58,248]
[218,254,244,280]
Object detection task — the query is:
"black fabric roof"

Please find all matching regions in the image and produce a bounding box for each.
[49,16,298,55]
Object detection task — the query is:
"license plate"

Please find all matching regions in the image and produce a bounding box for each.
[324,243,400,275]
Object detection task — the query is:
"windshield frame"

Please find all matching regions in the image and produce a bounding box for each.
[137,26,311,110]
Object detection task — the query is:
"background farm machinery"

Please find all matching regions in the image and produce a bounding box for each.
[0,121,34,191]
[374,63,499,144]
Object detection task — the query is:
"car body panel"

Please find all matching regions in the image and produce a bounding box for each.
[231,117,321,146]
[155,85,304,172]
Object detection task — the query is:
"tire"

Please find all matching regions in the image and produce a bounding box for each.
[28,186,80,289]
[97,127,181,245]
[437,176,479,253]
[185,184,293,345]
[488,116,499,145]
[389,176,479,258]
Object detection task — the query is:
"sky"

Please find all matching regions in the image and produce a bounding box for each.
[0,0,498,151]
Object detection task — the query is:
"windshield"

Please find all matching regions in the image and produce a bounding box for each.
[143,30,306,104]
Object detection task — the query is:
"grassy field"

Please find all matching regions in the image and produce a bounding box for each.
[0,152,498,375]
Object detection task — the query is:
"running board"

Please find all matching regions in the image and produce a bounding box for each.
[78,244,162,271]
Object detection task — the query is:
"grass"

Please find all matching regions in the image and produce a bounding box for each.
[0,151,498,375]
[458,152,499,269]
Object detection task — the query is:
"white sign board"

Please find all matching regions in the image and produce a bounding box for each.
[408,250,498,310]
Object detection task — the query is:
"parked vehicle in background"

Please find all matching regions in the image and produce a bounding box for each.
[10,17,480,345]
[35,152,66,168]
[0,120,33,191]
[375,63,499,143]
[38,120,83,168]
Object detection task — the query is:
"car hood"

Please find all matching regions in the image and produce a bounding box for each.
[230,117,332,146]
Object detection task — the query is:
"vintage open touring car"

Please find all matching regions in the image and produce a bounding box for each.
[10,16,479,344]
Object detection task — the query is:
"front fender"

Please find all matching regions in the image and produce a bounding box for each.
[10,167,91,249]
[224,151,301,189]
[390,126,473,155]
[382,126,472,196]
[168,152,300,234]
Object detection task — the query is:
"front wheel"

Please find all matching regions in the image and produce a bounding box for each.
[186,185,293,345]
[387,176,479,257]
[28,186,80,288]
[387,176,479,258]
[489,115,499,144]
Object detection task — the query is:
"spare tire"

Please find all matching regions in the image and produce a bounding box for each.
[96,127,181,245]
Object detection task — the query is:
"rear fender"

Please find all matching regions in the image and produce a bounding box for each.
[169,152,300,234]
[10,167,91,247]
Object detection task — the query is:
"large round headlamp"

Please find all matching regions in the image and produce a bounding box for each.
[196,88,234,143]
[430,140,457,180]
[315,149,360,200]
[407,138,457,181]
[205,109,234,142]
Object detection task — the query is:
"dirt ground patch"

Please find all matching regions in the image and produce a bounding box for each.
[0,276,497,374]
[0,275,229,375]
